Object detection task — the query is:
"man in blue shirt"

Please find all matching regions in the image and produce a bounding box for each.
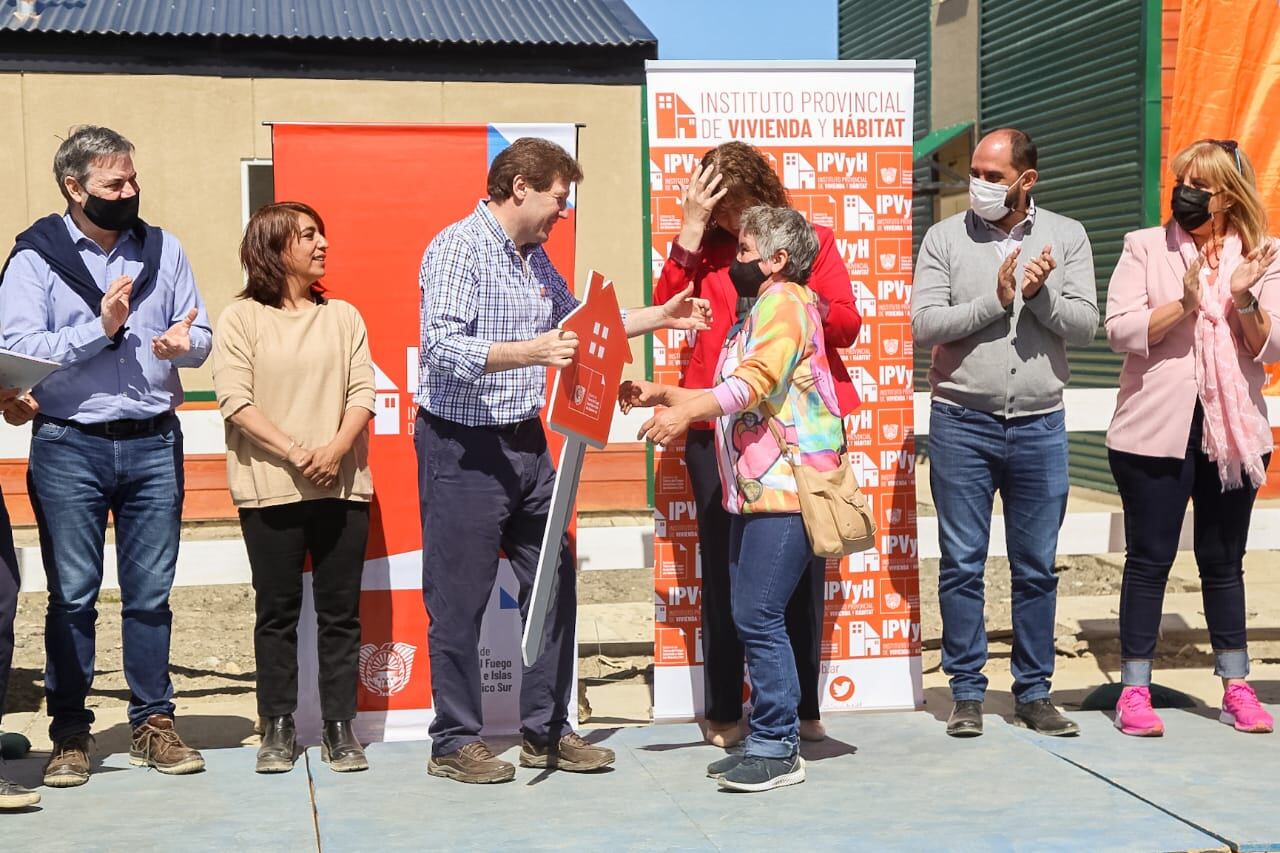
[0,126,211,787]
[417,137,709,783]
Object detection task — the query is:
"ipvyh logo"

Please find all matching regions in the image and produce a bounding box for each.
[783,152,816,189]
[816,151,868,177]
[359,642,416,697]
[851,279,877,319]
[843,194,876,232]
[829,675,856,702]
[849,450,881,488]
[655,92,697,139]
[848,365,879,404]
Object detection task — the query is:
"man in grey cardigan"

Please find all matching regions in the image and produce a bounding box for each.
[912,128,1098,738]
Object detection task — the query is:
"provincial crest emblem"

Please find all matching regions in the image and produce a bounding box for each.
[359,642,416,697]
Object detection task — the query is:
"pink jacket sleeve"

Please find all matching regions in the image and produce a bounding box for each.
[1105,232,1157,358]
[1250,247,1280,364]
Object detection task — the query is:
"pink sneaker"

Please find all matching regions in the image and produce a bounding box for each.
[1114,686,1164,737]
[1220,683,1274,733]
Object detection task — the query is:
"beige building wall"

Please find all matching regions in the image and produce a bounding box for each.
[5,73,648,389]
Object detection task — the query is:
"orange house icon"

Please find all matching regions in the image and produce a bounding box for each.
[655,92,697,139]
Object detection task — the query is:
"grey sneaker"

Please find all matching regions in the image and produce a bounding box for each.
[0,777,39,809]
[717,753,806,793]
[705,750,745,779]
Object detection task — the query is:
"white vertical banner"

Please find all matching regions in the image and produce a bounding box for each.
[646,60,923,721]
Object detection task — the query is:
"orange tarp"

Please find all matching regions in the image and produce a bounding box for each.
[1166,0,1280,394]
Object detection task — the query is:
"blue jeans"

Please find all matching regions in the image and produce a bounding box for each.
[730,512,812,759]
[28,415,184,738]
[929,403,1067,704]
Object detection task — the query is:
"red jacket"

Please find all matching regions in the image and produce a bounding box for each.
[654,222,861,417]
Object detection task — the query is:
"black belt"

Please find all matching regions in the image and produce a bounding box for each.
[38,412,173,439]
[421,408,540,438]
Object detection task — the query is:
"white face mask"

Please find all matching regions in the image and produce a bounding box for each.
[969,173,1024,222]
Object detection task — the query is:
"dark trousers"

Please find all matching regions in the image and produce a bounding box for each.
[239,499,369,720]
[1109,406,1268,665]
[685,428,825,722]
[0,488,19,726]
[416,410,575,757]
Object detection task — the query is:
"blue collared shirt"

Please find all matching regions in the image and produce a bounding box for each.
[0,213,212,422]
[417,200,579,426]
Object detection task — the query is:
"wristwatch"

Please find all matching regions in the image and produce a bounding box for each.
[1237,295,1260,315]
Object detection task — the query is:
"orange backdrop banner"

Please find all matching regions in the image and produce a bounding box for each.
[1165,1,1280,393]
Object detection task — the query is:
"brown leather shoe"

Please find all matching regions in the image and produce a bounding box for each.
[427,741,515,784]
[519,731,614,772]
[129,715,205,775]
[43,732,94,788]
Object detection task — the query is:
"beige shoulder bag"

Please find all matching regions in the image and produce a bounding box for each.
[763,416,878,558]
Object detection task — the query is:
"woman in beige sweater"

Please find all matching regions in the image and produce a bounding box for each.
[213,202,375,774]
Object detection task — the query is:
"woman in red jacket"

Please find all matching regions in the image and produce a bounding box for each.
[654,141,861,746]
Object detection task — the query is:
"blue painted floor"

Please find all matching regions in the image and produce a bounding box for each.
[4,710,1277,851]
[0,744,316,852]
[1010,704,1280,853]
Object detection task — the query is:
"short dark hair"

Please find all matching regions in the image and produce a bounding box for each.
[993,127,1038,172]
[239,201,327,308]
[53,125,134,202]
[487,137,583,202]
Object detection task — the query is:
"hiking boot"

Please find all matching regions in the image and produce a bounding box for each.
[520,731,614,772]
[428,741,515,784]
[1220,683,1274,733]
[321,720,369,772]
[705,750,745,779]
[1014,699,1080,737]
[0,777,40,809]
[946,700,983,737]
[717,753,806,793]
[256,715,298,773]
[129,715,206,774]
[1114,686,1164,737]
[43,732,94,788]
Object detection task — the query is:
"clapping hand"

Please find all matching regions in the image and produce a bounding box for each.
[1231,239,1279,304]
[1021,244,1056,300]
[996,248,1020,308]
[152,308,199,360]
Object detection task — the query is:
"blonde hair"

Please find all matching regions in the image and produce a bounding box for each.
[1169,140,1269,253]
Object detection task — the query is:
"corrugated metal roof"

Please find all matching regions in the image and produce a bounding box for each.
[1,0,657,47]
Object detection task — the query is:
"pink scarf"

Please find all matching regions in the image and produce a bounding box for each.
[1175,225,1272,490]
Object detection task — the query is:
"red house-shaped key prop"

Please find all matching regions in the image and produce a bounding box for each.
[547,269,632,449]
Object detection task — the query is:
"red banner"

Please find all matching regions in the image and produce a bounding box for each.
[271,122,578,741]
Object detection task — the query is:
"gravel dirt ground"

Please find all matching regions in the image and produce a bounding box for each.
[5,539,1276,735]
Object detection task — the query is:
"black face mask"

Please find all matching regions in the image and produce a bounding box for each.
[82,190,140,232]
[1171,184,1212,232]
[728,258,768,299]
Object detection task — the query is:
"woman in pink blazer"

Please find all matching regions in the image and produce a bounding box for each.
[1105,139,1280,738]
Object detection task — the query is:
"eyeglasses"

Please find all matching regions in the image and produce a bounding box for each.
[1208,138,1244,173]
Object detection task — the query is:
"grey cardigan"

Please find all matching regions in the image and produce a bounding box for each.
[911,207,1099,417]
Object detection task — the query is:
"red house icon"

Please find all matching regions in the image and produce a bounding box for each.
[547,270,632,449]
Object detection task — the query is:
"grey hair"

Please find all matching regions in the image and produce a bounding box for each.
[741,205,819,284]
[53,125,135,202]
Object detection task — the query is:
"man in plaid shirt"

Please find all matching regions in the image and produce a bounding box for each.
[416,137,710,784]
